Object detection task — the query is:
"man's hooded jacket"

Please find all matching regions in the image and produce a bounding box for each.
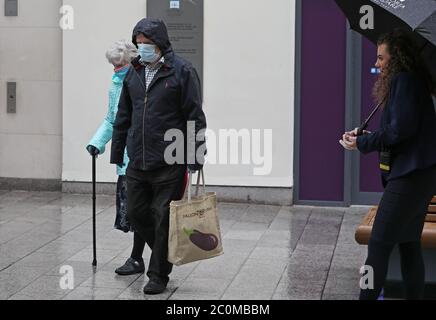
[111,18,207,171]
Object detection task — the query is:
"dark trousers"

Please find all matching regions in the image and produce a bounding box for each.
[360,166,436,300]
[126,165,186,284]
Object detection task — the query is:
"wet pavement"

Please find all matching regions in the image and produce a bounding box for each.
[0,190,369,300]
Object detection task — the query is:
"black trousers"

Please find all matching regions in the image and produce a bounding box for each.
[126,165,186,284]
[360,166,436,300]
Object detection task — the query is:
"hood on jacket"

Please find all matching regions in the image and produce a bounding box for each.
[132,18,173,56]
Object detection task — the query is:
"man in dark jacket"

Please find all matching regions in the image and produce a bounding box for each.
[111,18,206,295]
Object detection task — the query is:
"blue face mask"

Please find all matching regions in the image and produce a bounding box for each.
[138,43,160,63]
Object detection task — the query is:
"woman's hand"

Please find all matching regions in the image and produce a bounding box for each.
[339,127,372,150]
[340,135,358,151]
[86,145,100,156]
[339,129,358,151]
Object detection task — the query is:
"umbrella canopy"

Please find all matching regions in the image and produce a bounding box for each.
[335,0,436,92]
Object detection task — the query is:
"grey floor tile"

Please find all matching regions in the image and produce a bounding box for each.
[36,239,89,255]
[268,218,294,231]
[171,262,201,281]
[62,286,125,300]
[223,230,265,241]
[80,271,141,289]
[10,275,73,300]
[274,278,325,299]
[330,253,366,270]
[221,290,274,300]
[323,275,361,295]
[240,205,281,224]
[346,206,373,216]
[230,221,270,231]
[117,278,177,300]
[272,292,322,300]
[44,261,105,288]
[322,293,359,300]
[245,204,282,216]
[189,254,245,280]
[173,277,231,297]
[298,232,340,246]
[221,238,257,254]
[284,263,329,282]
[116,285,150,300]
[248,246,291,261]
[0,269,45,299]
[257,230,292,248]
[334,243,367,259]
[68,249,119,265]
[217,203,249,221]
[310,207,345,217]
[327,266,361,280]
[12,252,69,270]
[169,293,221,300]
[289,245,335,269]
[0,190,10,197]
[224,262,285,297]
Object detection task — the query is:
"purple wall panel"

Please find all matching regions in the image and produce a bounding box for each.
[360,38,384,193]
[299,0,347,201]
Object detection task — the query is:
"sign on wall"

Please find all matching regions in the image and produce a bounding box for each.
[147,0,204,85]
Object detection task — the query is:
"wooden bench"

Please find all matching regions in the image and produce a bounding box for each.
[355,196,436,248]
[355,196,436,298]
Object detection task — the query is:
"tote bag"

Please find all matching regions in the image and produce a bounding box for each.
[168,170,223,266]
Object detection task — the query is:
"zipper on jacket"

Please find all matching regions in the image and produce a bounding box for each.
[142,94,147,170]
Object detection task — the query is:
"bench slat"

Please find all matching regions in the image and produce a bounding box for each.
[427,205,436,213]
[364,205,436,220]
[355,207,436,249]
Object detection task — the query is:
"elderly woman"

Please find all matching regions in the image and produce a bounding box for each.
[87,40,137,232]
[86,40,146,275]
[341,29,436,300]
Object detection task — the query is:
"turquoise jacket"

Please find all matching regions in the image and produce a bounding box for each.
[88,66,129,176]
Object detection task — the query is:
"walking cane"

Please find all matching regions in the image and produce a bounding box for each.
[92,154,97,267]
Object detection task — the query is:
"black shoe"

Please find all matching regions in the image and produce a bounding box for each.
[115,258,145,276]
[143,279,167,295]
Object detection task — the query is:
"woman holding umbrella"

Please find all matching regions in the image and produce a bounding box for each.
[341,29,436,300]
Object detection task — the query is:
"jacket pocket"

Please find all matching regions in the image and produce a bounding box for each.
[126,129,135,159]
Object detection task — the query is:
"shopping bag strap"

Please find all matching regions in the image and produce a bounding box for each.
[187,169,206,202]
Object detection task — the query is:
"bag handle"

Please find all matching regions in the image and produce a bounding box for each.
[187,169,206,202]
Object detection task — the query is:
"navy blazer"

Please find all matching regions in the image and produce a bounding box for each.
[357,72,436,181]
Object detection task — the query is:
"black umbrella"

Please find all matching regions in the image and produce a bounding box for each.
[335,0,436,134]
[335,0,435,43]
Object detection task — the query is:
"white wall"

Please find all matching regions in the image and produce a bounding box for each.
[63,0,295,188]
[0,0,62,179]
[62,0,147,182]
[203,0,295,187]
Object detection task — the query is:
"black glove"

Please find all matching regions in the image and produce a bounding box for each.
[86,145,100,156]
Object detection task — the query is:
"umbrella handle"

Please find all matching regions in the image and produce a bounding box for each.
[356,125,367,137]
[356,101,383,136]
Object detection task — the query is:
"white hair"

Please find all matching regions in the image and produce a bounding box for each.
[105,40,138,66]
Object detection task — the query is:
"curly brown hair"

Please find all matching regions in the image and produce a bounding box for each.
[373,29,435,105]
